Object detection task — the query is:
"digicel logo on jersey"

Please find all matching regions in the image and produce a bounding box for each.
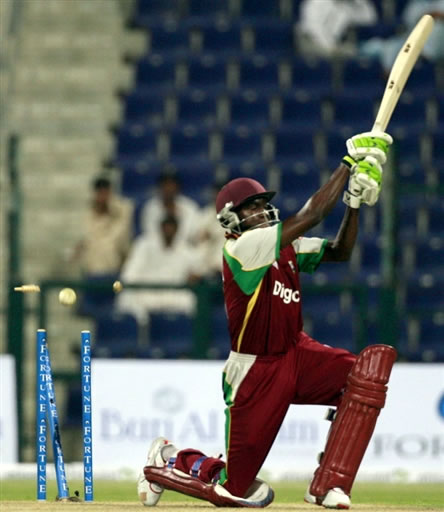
[273,280,300,304]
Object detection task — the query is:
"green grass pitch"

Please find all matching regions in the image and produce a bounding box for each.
[1,480,443,509]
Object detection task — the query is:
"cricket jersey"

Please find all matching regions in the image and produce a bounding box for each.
[222,222,327,356]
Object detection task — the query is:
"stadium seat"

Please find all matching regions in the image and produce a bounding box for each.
[404,280,443,314]
[236,55,281,93]
[94,312,140,358]
[77,273,119,318]
[277,93,323,130]
[238,0,281,19]
[418,315,444,361]
[289,57,333,98]
[328,94,376,135]
[306,316,356,353]
[227,90,271,128]
[430,126,444,168]
[123,90,167,124]
[278,162,320,199]
[149,312,194,358]
[165,125,210,164]
[115,124,158,166]
[409,238,444,284]
[187,0,231,21]
[219,126,264,166]
[389,95,429,132]
[132,0,185,27]
[272,127,318,166]
[208,305,231,359]
[147,24,191,57]
[174,89,219,128]
[184,54,228,93]
[135,55,177,92]
[120,161,162,201]
[392,129,424,168]
[339,58,384,97]
[199,22,243,57]
[250,21,294,58]
[403,59,437,98]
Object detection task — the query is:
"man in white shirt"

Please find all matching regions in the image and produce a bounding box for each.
[139,172,200,244]
[116,216,201,325]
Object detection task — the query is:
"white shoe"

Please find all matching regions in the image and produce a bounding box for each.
[137,437,177,507]
[322,488,351,509]
[304,485,351,509]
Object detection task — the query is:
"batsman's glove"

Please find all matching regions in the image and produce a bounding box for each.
[346,131,393,165]
[342,155,382,208]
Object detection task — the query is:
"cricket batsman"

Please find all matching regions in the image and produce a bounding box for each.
[137,131,397,509]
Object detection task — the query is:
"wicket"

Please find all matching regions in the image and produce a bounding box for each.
[36,328,94,501]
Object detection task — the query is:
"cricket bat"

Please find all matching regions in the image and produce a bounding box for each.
[372,14,435,132]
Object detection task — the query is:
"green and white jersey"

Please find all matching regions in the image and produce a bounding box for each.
[222,223,327,355]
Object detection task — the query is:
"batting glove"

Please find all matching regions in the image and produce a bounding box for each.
[343,155,382,208]
[346,131,393,165]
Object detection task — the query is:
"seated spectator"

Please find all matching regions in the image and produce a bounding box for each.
[71,176,134,276]
[297,0,378,57]
[139,171,200,244]
[359,0,444,72]
[115,216,201,325]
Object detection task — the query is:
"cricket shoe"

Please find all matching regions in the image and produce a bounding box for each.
[137,437,178,506]
[304,487,351,509]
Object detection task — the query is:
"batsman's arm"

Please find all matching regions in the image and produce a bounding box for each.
[321,207,359,262]
[280,163,350,248]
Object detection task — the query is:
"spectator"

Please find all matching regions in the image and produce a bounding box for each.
[139,171,200,244]
[115,215,201,325]
[359,0,444,72]
[71,177,134,277]
[297,0,378,57]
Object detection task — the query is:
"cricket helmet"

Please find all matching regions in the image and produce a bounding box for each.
[215,177,279,234]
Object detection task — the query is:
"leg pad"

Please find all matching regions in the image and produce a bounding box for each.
[310,344,397,498]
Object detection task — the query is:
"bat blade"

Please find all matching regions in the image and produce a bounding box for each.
[372,14,434,132]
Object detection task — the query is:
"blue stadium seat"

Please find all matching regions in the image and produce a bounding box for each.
[357,239,382,286]
[409,238,444,284]
[209,305,231,359]
[123,90,166,124]
[397,161,430,188]
[339,58,384,97]
[185,54,228,92]
[389,95,429,131]
[427,197,444,238]
[174,90,219,128]
[353,22,397,43]
[220,127,264,166]
[392,129,424,168]
[149,312,194,358]
[187,0,231,21]
[237,55,281,93]
[397,195,423,241]
[328,93,376,135]
[289,57,333,98]
[430,126,444,168]
[116,124,158,164]
[272,127,317,166]
[120,161,162,201]
[199,23,243,57]
[166,125,210,164]
[278,162,320,199]
[135,55,177,92]
[251,21,294,57]
[306,316,356,353]
[94,312,140,358]
[418,316,444,361]
[278,94,323,130]
[404,280,443,313]
[403,59,437,98]
[77,273,118,318]
[147,24,191,57]
[228,90,271,128]
[132,0,184,27]
[238,0,281,19]
[319,130,346,168]
[225,165,268,184]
